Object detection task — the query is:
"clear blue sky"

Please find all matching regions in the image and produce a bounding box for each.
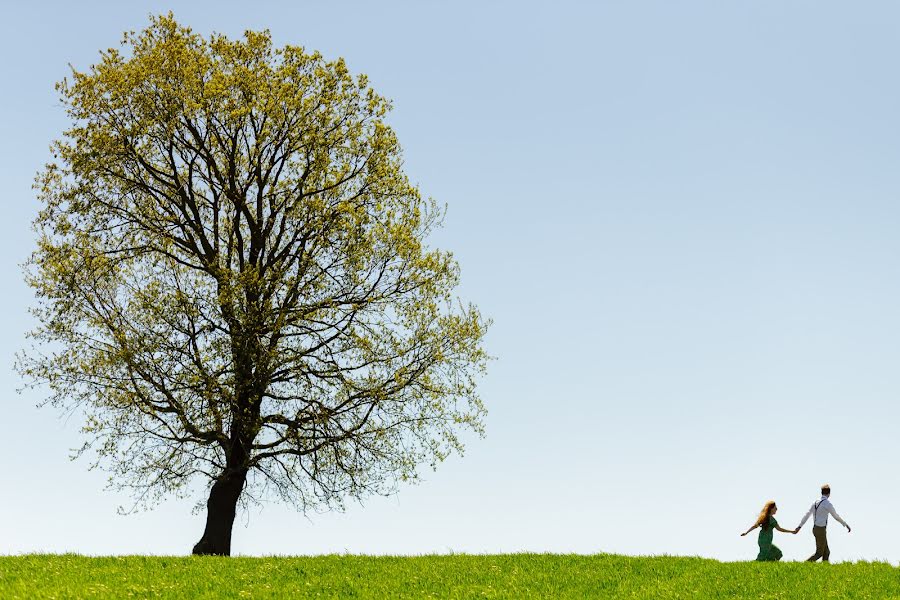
[3,0,899,562]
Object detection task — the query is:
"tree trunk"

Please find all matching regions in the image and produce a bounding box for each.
[192,469,247,556]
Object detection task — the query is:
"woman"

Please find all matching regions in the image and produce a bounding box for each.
[741,500,796,561]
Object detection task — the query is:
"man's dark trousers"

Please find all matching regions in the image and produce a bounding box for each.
[807,525,829,562]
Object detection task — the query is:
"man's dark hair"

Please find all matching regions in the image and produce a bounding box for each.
[821,484,831,496]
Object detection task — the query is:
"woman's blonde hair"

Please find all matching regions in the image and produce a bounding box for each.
[755,500,777,528]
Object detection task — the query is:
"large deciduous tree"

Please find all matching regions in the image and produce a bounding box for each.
[18,14,489,556]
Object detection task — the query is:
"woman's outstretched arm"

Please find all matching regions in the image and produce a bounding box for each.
[775,524,797,534]
[740,524,759,536]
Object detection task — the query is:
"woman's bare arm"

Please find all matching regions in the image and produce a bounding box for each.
[775,525,796,534]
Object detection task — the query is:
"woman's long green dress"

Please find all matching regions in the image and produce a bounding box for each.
[756,517,783,561]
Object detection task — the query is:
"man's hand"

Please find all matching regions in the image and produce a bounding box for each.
[846,525,852,533]
[793,527,800,534]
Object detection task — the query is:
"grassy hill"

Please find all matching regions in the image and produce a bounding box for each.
[1,553,898,598]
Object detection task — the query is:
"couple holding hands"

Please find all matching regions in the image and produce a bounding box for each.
[741,484,851,562]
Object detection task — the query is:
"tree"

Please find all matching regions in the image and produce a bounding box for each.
[18,14,489,556]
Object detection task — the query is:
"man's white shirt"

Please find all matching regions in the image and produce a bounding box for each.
[797,496,848,529]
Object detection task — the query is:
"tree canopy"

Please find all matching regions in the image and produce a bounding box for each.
[19,14,489,555]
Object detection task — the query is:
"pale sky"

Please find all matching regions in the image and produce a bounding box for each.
[3,1,900,562]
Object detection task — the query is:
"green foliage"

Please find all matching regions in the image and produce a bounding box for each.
[1,554,898,599]
[18,12,489,516]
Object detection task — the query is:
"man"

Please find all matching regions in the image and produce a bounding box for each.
[794,484,851,562]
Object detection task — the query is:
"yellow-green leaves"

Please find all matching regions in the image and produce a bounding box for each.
[20,13,489,518]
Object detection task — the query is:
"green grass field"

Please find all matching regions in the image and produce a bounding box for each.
[1,554,898,599]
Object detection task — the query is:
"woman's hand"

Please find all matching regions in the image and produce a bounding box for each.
[740,532,747,536]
